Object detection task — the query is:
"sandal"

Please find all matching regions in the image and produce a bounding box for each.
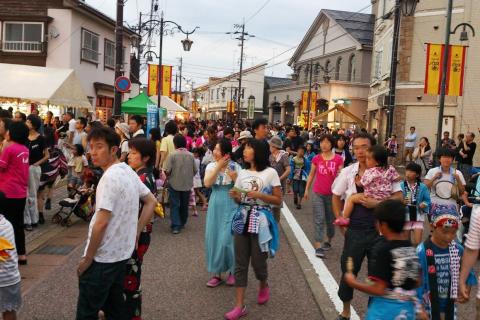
[206,276,223,288]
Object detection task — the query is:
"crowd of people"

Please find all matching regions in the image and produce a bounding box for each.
[1,106,480,320]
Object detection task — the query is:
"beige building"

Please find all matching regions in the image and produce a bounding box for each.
[266,9,374,128]
[368,0,479,164]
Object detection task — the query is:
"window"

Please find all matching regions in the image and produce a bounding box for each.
[81,29,99,63]
[374,49,383,79]
[3,22,43,52]
[348,54,356,82]
[335,57,342,80]
[216,88,220,100]
[104,39,115,68]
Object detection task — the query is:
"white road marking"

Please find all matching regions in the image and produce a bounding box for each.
[281,202,360,320]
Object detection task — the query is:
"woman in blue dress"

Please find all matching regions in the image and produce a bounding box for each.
[204,138,241,288]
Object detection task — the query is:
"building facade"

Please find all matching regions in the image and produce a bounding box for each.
[0,0,139,121]
[266,9,374,128]
[368,0,479,164]
[193,64,266,120]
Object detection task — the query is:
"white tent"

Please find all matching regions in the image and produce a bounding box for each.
[149,95,187,112]
[0,63,92,110]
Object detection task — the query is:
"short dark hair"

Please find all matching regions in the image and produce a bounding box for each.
[74,144,85,156]
[129,115,144,126]
[106,118,116,128]
[217,138,232,156]
[352,132,376,146]
[374,199,406,233]
[436,147,455,159]
[223,127,234,137]
[164,120,178,136]
[245,138,269,171]
[252,118,268,131]
[149,127,161,141]
[297,145,306,152]
[410,126,415,130]
[128,138,156,167]
[319,134,335,150]
[0,118,12,133]
[406,162,422,182]
[66,111,74,118]
[7,121,29,144]
[26,114,42,131]
[173,134,186,149]
[77,117,87,128]
[0,109,11,119]
[87,126,120,150]
[367,145,388,168]
[468,132,476,139]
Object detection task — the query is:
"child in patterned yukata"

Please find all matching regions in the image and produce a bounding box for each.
[335,145,400,226]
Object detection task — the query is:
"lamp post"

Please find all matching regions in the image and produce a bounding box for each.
[385,0,419,139]
[435,0,475,149]
[142,12,198,132]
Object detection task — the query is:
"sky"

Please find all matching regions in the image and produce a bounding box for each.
[86,0,371,89]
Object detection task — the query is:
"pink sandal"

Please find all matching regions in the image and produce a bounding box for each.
[333,217,350,227]
[258,286,270,305]
[224,306,247,320]
[206,276,223,288]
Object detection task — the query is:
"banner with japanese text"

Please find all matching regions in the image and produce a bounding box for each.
[446,45,467,96]
[424,43,444,95]
[147,64,159,96]
[301,91,308,112]
[311,92,318,113]
[161,65,172,97]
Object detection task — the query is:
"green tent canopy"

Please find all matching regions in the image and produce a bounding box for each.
[121,91,159,115]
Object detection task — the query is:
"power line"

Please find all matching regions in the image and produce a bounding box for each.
[245,0,271,23]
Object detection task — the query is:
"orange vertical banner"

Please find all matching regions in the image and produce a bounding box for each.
[301,91,308,112]
[147,64,159,96]
[446,45,467,96]
[161,65,172,97]
[311,92,318,113]
[424,43,444,95]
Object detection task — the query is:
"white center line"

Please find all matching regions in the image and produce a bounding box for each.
[281,202,360,320]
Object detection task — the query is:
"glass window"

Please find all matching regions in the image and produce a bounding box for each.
[3,22,43,52]
[348,54,356,82]
[81,29,99,63]
[104,40,115,68]
[335,57,342,80]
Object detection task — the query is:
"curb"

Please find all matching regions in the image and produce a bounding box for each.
[279,213,340,320]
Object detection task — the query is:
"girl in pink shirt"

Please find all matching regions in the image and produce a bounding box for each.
[0,120,30,264]
[304,134,343,258]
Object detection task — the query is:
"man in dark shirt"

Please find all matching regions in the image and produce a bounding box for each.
[458,132,476,182]
[441,131,456,151]
[284,127,304,156]
[252,118,270,158]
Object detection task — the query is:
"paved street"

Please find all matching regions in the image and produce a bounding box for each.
[18,186,322,320]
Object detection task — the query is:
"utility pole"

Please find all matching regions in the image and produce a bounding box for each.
[228,22,254,121]
[113,0,124,116]
[306,60,313,130]
[178,56,183,92]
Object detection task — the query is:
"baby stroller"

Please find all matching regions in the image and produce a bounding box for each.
[52,167,100,227]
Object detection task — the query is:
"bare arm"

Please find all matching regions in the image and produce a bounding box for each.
[343,273,387,296]
[137,193,156,239]
[33,147,49,166]
[303,163,316,199]
[159,151,167,168]
[248,186,282,206]
[279,165,291,181]
[332,194,343,219]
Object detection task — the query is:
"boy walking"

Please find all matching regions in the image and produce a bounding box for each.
[289,145,310,209]
[344,199,421,320]
[417,204,477,320]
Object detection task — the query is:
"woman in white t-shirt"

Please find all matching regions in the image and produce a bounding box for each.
[226,139,282,320]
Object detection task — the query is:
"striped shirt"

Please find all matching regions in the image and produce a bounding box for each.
[0,215,20,287]
[465,206,480,299]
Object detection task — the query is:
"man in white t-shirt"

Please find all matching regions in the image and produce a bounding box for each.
[76,127,156,320]
[404,126,417,164]
[65,111,76,144]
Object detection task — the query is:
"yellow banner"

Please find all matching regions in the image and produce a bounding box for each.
[424,44,444,95]
[161,65,172,97]
[311,92,318,113]
[148,64,159,96]
[227,101,235,113]
[447,45,466,96]
[301,91,308,112]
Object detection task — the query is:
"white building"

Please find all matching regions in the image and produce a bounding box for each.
[0,0,139,122]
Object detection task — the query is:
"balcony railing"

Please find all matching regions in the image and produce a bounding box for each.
[2,40,43,52]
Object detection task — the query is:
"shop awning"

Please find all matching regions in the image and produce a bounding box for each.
[0,63,92,110]
[149,95,187,112]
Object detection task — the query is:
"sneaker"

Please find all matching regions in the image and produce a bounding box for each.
[333,217,350,227]
[293,196,298,206]
[226,274,235,286]
[257,285,270,305]
[24,224,33,231]
[321,242,332,251]
[224,306,247,320]
[206,276,223,288]
[45,198,51,210]
[171,228,180,235]
[315,248,325,258]
[296,204,301,210]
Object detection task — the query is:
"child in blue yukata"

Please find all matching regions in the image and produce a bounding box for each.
[344,199,422,320]
[288,145,311,210]
[416,204,477,320]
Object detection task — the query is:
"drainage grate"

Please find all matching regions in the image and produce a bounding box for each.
[35,245,75,255]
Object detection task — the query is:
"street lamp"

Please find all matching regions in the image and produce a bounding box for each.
[141,11,199,132]
[435,1,475,149]
[385,0,419,140]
